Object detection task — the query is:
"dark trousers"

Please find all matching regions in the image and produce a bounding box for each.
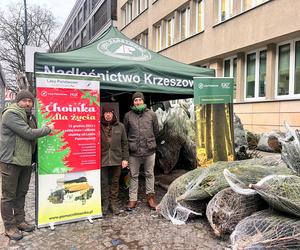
[1,163,32,230]
[101,166,121,206]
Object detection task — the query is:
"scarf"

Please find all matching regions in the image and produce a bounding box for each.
[131,104,146,114]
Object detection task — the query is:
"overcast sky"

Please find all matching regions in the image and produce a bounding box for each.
[1,0,76,25]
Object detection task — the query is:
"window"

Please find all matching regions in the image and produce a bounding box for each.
[276,40,300,97]
[65,27,73,44]
[224,60,231,77]
[75,36,81,48]
[219,0,233,22]
[134,0,141,16]
[122,6,126,26]
[73,17,78,33]
[126,1,133,24]
[166,17,175,47]
[295,41,300,94]
[259,50,266,97]
[246,53,256,98]
[277,44,290,96]
[81,26,88,45]
[196,0,204,32]
[245,49,266,99]
[78,8,83,28]
[223,57,237,99]
[155,25,162,51]
[180,8,190,40]
[242,0,268,11]
[133,36,141,45]
[142,0,148,12]
[142,31,149,48]
[122,1,133,26]
[93,1,108,36]
[84,1,88,20]
[133,31,148,48]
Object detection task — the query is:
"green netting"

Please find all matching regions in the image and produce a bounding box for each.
[230,210,300,249]
[156,106,196,174]
[281,123,300,176]
[250,175,300,217]
[206,187,266,237]
[157,156,289,225]
[176,156,290,202]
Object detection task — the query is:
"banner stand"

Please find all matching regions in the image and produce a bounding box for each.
[193,77,235,167]
[35,73,102,228]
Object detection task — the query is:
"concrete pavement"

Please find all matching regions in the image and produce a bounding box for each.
[0,172,229,250]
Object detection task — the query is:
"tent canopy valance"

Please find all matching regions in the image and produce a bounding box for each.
[34,26,214,99]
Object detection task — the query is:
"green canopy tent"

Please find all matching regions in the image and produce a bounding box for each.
[34,26,214,113]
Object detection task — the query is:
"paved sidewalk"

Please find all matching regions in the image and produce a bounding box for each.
[0,172,229,250]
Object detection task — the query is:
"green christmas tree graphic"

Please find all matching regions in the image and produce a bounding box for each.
[37,99,72,174]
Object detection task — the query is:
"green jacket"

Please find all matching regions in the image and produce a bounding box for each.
[123,108,159,157]
[0,103,51,166]
[101,120,129,167]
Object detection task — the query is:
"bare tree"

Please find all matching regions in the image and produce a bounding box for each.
[0,2,59,92]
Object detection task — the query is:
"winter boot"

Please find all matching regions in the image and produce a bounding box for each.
[127,200,137,210]
[5,227,23,241]
[110,201,121,215]
[147,194,157,210]
[17,221,35,232]
[102,199,110,216]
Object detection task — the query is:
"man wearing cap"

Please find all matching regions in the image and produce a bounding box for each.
[101,105,128,215]
[0,90,54,240]
[123,92,159,210]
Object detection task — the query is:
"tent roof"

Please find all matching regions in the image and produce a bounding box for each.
[35,26,214,96]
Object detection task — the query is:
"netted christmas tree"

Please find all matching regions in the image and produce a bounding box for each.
[37,99,71,174]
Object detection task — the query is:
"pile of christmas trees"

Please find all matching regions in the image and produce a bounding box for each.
[157,124,300,249]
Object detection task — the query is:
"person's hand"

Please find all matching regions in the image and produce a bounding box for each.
[122,160,128,169]
[46,122,55,131]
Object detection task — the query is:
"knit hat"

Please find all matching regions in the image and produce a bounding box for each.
[16,90,34,103]
[132,92,145,102]
[102,104,115,114]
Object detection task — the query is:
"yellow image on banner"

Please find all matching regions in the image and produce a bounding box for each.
[194,77,235,167]
[38,170,101,227]
[195,104,234,167]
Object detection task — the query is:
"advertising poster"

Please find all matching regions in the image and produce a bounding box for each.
[38,170,101,226]
[35,73,101,227]
[194,77,235,167]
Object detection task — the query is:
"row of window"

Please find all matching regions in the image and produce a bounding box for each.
[224,39,300,100]
[55,0,116,52]
[122,0,269,39]
[64,0,93,46]
[122,0,149,26]
[155,0,204,51]
[125,0,268,52]
[219,0,270,22]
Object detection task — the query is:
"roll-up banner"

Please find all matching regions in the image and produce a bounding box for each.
[35,73,101,228]
[193,77,235,167]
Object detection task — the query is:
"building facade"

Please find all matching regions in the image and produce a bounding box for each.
[117,0,300,133]
[53,0,117,52]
